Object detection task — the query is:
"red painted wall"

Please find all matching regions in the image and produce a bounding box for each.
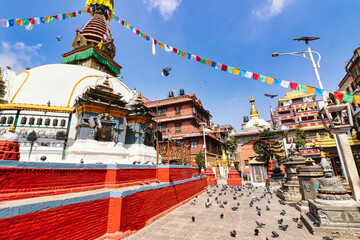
[119,178,207,232]
[0,167,157,202]
[0,199,109,240]
[169,168,198,182]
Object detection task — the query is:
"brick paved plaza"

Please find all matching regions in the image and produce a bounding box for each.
[124,181,358,240]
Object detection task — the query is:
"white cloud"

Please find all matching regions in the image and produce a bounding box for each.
[0,42,44,73]
[253,0,290,18]
[144,0,182,21]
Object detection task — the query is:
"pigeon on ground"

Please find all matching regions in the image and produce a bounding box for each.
[255,221,265,228]
[207,198,209,202]
[272,231,279,238]
[223,201,228,205]
[267,199,271,204]
[257,210,261,216]
[237,202,240,206]
[313,221,321,227]
[277,219,283,224]
[219,203,224,208]
[254,228,259,236]
[220,213,224,219]
[232,207,239,211]
[230,230,237,238]
[190,200,196,205]
[266,206,270,211]
[278,225,288,231]
[156,180,161,183]
[323,236,334,240]
[191,216,195,222]
[297,221,303,229]
[280,210,286,216]
[139,183,144,186]
[146,182,151,185]
[292,217,299,222]
[233,196,237,200]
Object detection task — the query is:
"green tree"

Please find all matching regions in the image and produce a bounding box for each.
[226,136,238,159]
[293,127,307,149]
[255,128,285,166]
[195,152,205,173]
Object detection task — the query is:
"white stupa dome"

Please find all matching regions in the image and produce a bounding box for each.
[243,118,271,132]
[5,64,133,107]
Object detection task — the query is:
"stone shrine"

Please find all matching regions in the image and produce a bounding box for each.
[277,144,306,201]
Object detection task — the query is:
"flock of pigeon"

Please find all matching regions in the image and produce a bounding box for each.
[189,184,335,240]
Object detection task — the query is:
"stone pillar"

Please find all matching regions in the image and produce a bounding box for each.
[333,129,360,203]
[296,164,324,212]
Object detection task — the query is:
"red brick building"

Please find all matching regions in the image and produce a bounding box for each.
[144,91,224,166]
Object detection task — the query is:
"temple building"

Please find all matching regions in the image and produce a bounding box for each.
[0,0,157,164]
[272,90,329,157]
[233,96,285,182]
[144,91,225,169]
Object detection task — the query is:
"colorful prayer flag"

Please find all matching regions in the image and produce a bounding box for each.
[196,56,201,62]
[205,59,211,66]
[280,80,289,88]
[334,92,344,101]
[266,77,274,84]
[240,70,246,77]
[201,58,206,64]
[342,93,354,102]
[173,48,178,54]
[290,82,298,90]
[45,16,50,23]
[233,68,240,75]
[252,73,259,80]
[211,61,217,68]
[353,95,360,104]
[314,88,323,96]
[16,19,22,26]
[298,84,306,92]
[227,66,234,73]
[259,75,266,83]
[305,86,315,94]
[274,79,281,86]
[245,71,253,78]
[181,51,187,57]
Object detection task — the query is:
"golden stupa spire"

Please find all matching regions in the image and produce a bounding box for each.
[220,149,228,164]
[250,96,259,120]
[86,0,114,14]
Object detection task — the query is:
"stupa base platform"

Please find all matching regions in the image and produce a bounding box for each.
[301,199,360,236]
[0,161,206,239]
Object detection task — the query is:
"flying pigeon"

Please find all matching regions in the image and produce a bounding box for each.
[161,67,171,77]
[56,35,62,41]
[264,93,278,98]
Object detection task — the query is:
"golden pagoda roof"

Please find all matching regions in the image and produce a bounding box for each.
[278,90,315,101]
[314,131,360,148]
[249,96,259,120]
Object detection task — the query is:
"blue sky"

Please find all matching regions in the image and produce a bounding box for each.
[0,0,359,132]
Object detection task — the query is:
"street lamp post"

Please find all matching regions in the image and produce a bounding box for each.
[200,122,208,168]
[272,37,325,101]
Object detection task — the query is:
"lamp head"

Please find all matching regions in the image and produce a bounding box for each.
[272,52,279,57]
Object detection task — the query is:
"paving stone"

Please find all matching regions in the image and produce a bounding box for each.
[124,181,356,240]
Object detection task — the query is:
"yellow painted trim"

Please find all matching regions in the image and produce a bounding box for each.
[76,105,127,118]
[0,103,75,113]
[10,70,30,104]
[67,75,131,107]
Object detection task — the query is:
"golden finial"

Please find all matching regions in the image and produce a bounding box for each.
[352,129,357,139]
[220,149,228,164]
[316,132,321,141]
[249,96,259,120]
[9,125,15,132]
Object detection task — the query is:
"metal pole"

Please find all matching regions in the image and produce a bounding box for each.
[201,123,208,167]
[62,113,72,160]
[305,42,326,101]
[156,100,159,165]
